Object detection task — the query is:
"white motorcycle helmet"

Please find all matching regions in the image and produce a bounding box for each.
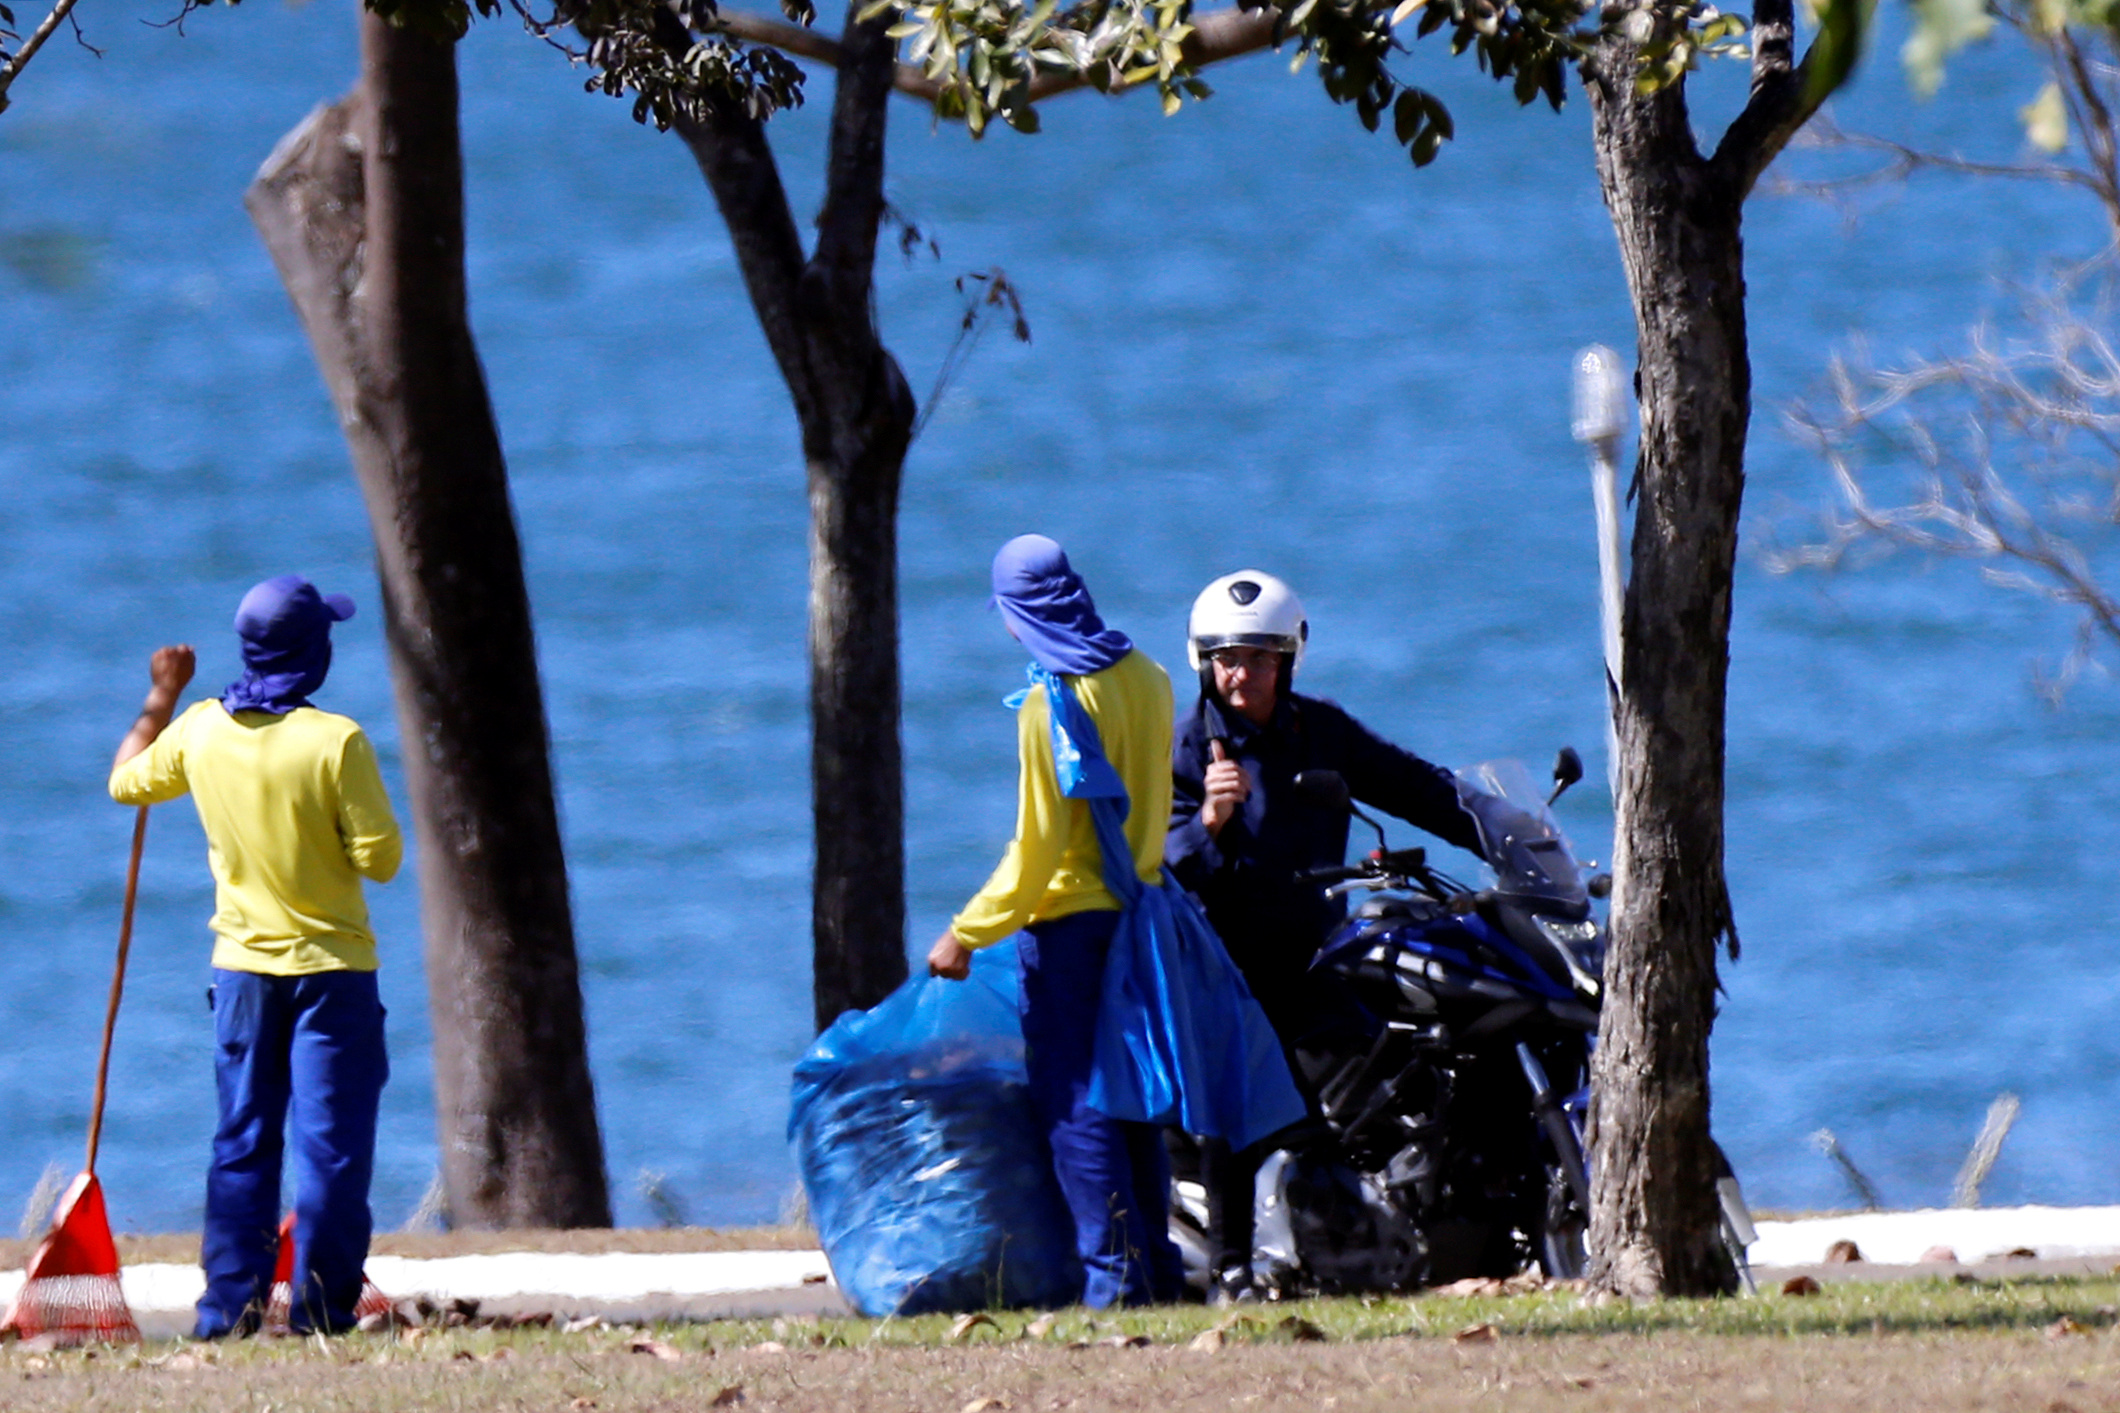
[1188,571,1308,689]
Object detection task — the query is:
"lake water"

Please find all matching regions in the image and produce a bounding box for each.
[3,0,2115,1232]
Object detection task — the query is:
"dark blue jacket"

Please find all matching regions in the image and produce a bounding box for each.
[1167,691,1482,986]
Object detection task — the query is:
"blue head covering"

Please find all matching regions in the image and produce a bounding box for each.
[990,534,1133,677]
[221,574,356,716]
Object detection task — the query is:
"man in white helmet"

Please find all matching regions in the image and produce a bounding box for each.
[1166,570,1483,1301]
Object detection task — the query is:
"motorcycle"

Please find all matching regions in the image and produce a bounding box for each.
[1169,748,1757,1295]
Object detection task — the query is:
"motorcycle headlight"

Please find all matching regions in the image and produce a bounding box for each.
[1532,915,1602,998]
[1533,916,1598,947]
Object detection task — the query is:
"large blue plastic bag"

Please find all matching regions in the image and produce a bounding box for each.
[789,939,1084,1316]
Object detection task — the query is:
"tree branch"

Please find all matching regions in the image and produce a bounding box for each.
[648,3,814,394]
[0,0,87,114]
[1708,0,1826,200]
[1770,111,2112,204]
[809,6,896,313]
[710,3,1277,106]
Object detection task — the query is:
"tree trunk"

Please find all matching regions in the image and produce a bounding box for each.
[659,8,915,1031]
[245,16,612,1228]
[1580,59,1746,1299]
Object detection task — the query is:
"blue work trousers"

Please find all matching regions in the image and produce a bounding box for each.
[1018,910,1182,1309]
[198,968,388,1338]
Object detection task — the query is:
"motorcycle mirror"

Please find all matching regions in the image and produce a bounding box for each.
[1547,746,1584,806]
[1293,770,1353,814]
[1588,872,1613,899]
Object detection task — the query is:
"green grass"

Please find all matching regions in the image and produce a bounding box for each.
[10,1273,2117,1368]
[717,1273,2120,1347]
[12,1278,2120,1413]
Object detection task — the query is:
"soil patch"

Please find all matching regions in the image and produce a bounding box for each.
[6,1326,2120,1412]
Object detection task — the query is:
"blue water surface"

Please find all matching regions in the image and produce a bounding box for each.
[1,0,2113,1229]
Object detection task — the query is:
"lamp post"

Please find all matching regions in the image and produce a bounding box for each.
[1571,345,1629,803]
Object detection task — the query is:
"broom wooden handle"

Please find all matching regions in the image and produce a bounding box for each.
[85,805,148,1177]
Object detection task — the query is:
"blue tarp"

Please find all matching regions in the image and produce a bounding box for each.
[789,940,1084,1317]
[1016,668,1307,1155]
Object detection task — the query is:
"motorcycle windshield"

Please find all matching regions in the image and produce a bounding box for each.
[1456,760,1588,906]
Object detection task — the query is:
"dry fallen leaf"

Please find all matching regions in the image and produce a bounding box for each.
[1278,1316,1327,1343]
[1187,1329,1225,1353]
[1434,1277,1505,1298]
[451,1349,477,1362]
[628,1339,684,1364]
[563,1315,607,1334]
[397,1326,429,1349]
[1102,1333,1150,1349]
[801,1273,829,1285]
[961,1398,1008,1413]
[1025,1314,1059,1340]
[1823,1239,1863,1264]
[1989,1247,2039,1262]
[480,1347,514,1364]
[949,1313,1000,1343]
[569,1399,598,1410]
[1919,1245,1959,1264]
[1452,1322,1499,1344]
[1780,1276,1822,1297]
[709,1385,747,1407]
[2047,1316,2089,1340]
[748,1341,787,1354]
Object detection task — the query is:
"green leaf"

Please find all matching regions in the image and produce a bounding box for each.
[2021,79,2068,151]
[1393,88,1422,143]
[1804,0,1871,106]
[1900,0,1985,98]
[1411,124,1443,165]
[1161,85,1182,113]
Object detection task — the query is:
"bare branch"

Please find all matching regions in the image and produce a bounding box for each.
[1773,269,2120,693]
[1769,112,2112,210]
[0,0,89,114]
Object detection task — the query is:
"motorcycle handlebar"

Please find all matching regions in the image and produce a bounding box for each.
[1295,864,1369,884]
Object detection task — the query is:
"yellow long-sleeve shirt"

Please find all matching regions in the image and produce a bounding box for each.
[108,700,402,975]
[951,648,1174,948]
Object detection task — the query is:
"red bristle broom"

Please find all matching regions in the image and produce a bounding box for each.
[262,1213,393,1332]
[3,806,151,1345]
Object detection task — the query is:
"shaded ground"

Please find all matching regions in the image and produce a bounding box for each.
[8,1276,2120,1412]
[0,1225,819,1270]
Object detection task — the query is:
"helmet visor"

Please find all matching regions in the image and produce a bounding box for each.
[1193,632,1301,656]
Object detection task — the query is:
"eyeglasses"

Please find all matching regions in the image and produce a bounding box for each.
[1207,647,1280,674]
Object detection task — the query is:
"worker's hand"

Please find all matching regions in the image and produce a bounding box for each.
[927,929,973,981]
[149,645,197,703]
[115,644,196,771]
[1200,739,1252,839]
